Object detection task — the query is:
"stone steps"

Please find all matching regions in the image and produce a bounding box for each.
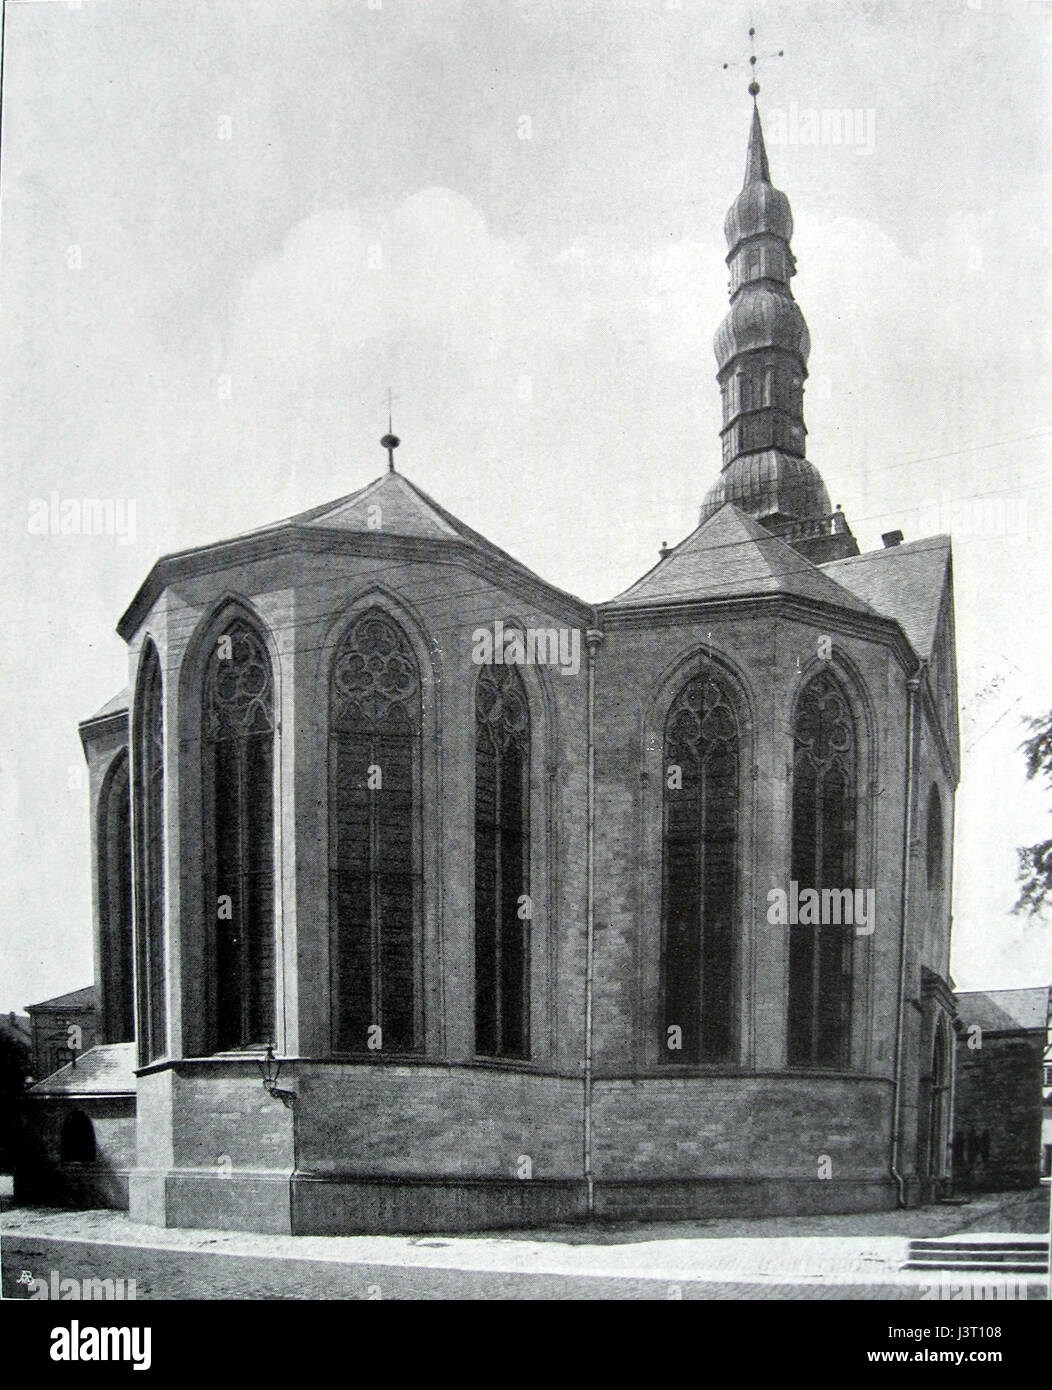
[904,1238,1049,1274]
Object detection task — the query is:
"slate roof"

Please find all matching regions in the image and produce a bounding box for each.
[604,503,881,615]
[118,469,590,642]
[26,985,97,1013]
[955,987,1051,1035]
[29,1043,137,1097]
[238,470,553,581]
[822,536,951,660]
[286,471,464,541]
[83,688,129,722]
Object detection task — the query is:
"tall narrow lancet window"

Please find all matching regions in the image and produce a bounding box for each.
[661,671,739,1063]
[926,785,944,891]
[134,643,166,1063]
[928,1020,950,1177]
[98,753,134,1043]
[474,664,531,1060]
[330,609,421,1054]
[788,672,857,1069]
[203,620,276,1050]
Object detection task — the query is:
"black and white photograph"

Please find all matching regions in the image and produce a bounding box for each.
[0,0,1049,1350]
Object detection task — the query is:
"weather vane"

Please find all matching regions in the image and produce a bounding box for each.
[723,23,783,100]
[381,388,400,472]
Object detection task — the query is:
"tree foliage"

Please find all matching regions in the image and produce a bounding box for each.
[1014,710,1052,918]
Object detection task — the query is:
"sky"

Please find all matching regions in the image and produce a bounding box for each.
[1,0,1050,1013]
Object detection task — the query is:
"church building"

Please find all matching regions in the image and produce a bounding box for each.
[20,98,961,1233]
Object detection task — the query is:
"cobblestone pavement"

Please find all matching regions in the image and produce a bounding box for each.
[7,1234,1040,1300]
[1,1190,1047,1300]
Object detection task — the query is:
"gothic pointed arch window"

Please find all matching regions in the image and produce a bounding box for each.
[661,669,739,1064]
[330,608,422,1054]
[474,663,531,1060]
[203,618,276,1050]
[926,784,944,891]
[787,671,857,1069]
[98,752,134,1043]
[134,642,166,1063]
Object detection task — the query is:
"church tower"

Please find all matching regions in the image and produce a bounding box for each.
[26,38,960,1234]
[702,101,859,564]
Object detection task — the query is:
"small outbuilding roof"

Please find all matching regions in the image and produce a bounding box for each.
[954,986,1050,1034]
[28,1043,137,1097]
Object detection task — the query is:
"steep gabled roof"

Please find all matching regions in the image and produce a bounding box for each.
[254,471,462,541]
[117,469,590,640]
[603,503,880,615]
[237,470,548,578]
[822,536,951,660]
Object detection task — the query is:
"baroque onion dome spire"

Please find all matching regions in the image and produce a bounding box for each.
[701,101,857,560]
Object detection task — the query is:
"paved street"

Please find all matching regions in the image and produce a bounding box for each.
[2,1189,1047,1300]
[6,1233,1032,1300]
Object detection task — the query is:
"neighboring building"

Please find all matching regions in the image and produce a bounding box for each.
[0,1012,32,1055]
[16,1045,137,1210]
[954,986,1052,1192]
[25,987,97,1083]
[17,97,960,1233]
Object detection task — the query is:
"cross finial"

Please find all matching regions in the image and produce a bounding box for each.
[722,22,783,102]
[380,388,400,472]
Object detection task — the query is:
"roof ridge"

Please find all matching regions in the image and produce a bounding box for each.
[824,534,951,567]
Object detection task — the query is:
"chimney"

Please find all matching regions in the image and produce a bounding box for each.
[882,529,904,549]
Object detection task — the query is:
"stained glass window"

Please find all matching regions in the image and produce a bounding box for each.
[661,671,739,1063]
[330,609,421,1054]
[475,663,530,1059]
[787,672,856,1069]
[203,620,276,1049]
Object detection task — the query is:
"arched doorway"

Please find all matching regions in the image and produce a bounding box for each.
[60,1110,96,1163]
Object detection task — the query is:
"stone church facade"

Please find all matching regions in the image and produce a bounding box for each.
[26,104,961,1233]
